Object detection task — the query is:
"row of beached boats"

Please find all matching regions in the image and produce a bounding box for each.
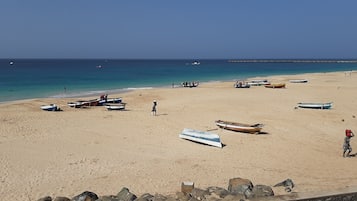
[179,120,264,148]
[234,79,308,88]
[67,95,126,111]
[179,101,333,148]
[40,95,126,111]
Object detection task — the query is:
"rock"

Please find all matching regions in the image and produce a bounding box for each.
[227,177,253,196]
[151,193,167,201]
[53,197,71,201]
[249,184,274,198]
[175,192,190,201]
[37,196,52,201]
[96,195,119,201]
[273,178,294,193]
[71,191,99,201]
[116,187,137,201]
[221,194,245,201]
[190,188,209,201]
[136,193,154,201]
[206,186,229,198]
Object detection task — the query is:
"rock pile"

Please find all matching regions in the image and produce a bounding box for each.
[37,177,292,201]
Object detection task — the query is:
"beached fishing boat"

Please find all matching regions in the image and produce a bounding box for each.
[234,81,250,88]
[40,104,59,111]
[67,101,90,108]
[297,102,332,109]
[247,79,270,86]
[106,97,122,103]
[179,128,222,148]
[265,83,286,88]
[105,103,126,111]
[289,79,308,83]
[215,120,263,134]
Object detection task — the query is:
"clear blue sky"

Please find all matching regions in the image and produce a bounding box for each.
[1,0,356,59]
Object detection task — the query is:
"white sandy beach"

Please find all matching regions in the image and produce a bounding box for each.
[1,71,357,200]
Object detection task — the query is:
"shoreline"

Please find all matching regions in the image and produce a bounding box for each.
[1,70,357,200]
[0,70,353,105]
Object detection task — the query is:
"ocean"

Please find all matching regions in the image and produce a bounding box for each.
[1,59,357,103]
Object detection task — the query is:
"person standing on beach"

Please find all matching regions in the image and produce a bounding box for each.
[343,129,354,157]
[152,100,157,116]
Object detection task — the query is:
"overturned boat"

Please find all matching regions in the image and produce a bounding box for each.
[179,128,222,148]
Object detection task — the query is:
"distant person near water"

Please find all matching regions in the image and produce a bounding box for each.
[343,129,354,157]
[152,100,157,116]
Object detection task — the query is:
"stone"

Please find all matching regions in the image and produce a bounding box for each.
[249,184,274,198]
[151,193,167,201]
[206,186,229,198]
[116,187,137,201]
[37,196,52,201]
[227,177,253,196]
[96,195,120,201]
[71,191,99,201]
[136,193,154,201]
[53,197,70,201]
[221,194,245,201]
[190,188,209,201]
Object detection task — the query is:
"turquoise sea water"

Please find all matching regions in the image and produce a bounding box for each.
[1,59,357,103]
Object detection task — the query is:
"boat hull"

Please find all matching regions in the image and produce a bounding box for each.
[40,104,58,111]
[265,83,286,88]
[297,102,332,109]
[179,128,222,148]
[215,120,263,133]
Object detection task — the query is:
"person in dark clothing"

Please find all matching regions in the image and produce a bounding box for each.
[152,100,157,116]
[343,130,354,157]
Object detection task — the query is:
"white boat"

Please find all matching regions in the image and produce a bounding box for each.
[191,61,200,65]
[105,103,126,111]
[247,79,270,86]
[67,101,90,108]
[289,79,308,83]
[106,98,122,103]
[40,104,59,111]
[179,128,222,148]
[297,102,332,109]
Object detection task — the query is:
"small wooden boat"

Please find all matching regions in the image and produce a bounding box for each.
[179,128,222,148]
[40,104,59,111]
[289,79,308,83]
[215,120,263,133]
[297,102,332,109]
[105,103,126,111]
[265,83,286,88]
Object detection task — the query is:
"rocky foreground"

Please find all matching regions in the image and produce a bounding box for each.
[37,177,293,201]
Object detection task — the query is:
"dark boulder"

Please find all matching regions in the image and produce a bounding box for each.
[206,186,229,198]
[37,196,52,201]
[54,197,71,201]
[190,188,209,201]
[227,177,253,196]
[96,195,120,201]
[248,184,274,198]
[71,191,99,201]
[116,187,137,201]
[136,193,154,201]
